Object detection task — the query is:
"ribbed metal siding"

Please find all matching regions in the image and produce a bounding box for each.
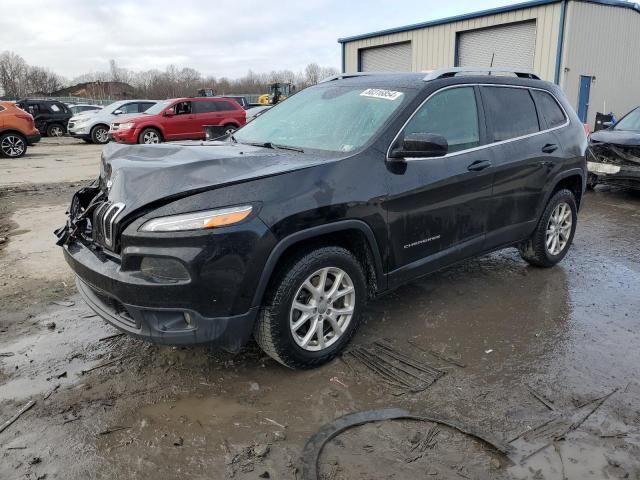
[560,1,640,127]
[359,42,412,72]
[457,21,537,70]
[343,3,561,81]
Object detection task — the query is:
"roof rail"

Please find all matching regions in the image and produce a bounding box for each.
[423,67,540,81]
[319,72,396,83]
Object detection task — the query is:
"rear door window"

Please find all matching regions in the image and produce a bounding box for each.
[481,87,540,142]
[215,101,237,112]
[192,100,218,114]
[532,90,566,129]
[404,86,480,153]
[139,102,155,113]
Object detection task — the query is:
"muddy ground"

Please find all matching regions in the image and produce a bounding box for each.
[1,138,639,479]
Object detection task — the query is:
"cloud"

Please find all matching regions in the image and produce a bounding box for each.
[1,0,516,79]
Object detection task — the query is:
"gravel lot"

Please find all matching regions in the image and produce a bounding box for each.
[1,137,639,479]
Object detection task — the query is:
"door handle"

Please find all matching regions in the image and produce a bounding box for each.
[542,143,558,154]
[467,160,492,172]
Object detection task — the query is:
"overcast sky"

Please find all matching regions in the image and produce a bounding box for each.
[1,0,517,79]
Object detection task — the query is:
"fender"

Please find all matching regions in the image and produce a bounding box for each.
[536,167,586,218]
[250,219,386,309]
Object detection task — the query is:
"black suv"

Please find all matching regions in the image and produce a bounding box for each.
[17,99,72,137]
[56,68,587,369]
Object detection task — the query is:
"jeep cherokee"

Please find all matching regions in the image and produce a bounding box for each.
[56,68,587,369]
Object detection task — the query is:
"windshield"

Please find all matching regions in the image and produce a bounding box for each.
[614,108,640,132]
[234,85,409,152]
[143,100,172,115]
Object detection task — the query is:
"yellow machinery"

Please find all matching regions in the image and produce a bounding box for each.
[258,82,295,105]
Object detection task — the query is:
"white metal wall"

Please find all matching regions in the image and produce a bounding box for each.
[343,2,562,81]
[457,21,537,70]
[560,1,640,127]
[359,42,412,72]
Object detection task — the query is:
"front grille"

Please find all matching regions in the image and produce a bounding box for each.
[92,201,125,250]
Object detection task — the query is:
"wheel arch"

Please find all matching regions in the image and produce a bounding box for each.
[0,129,27,140]
[90,123,109,132]
[539,168,585,217]
[251,220,386,309]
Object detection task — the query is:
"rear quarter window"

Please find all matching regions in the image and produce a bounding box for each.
[532,90,567,128]
[481,86,540,142]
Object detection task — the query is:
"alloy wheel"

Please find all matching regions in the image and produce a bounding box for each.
[50,126,64,137]
[546,202,572,255]
[142,131,160,144]
[289,267,355,352]
[95,128,109,143]
[1,135,25,157]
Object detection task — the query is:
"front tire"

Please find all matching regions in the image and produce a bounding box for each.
[90,125,110,144]
[138,128,162,144]
[519,189,577,267]
[254,246,366,369]
[0,133,27,158]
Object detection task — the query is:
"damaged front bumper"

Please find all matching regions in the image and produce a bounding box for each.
[62,240,258,350]
[55,183,270,351]
[588,143,640,189]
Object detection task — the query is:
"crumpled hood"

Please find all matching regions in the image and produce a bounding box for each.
[590,129,640,146]
[101,141,330,214]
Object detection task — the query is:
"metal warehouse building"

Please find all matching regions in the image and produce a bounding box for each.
[338,0,640,127]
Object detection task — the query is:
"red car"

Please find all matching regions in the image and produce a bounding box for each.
[110,97,246,144]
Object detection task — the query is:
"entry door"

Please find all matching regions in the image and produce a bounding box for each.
[577,76,592,123]
[169,101,195,139]
[385,86,493,287]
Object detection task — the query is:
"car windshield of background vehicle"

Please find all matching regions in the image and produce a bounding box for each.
[143,100,172,115]
[614,108,640,132]
[234,85,411,152]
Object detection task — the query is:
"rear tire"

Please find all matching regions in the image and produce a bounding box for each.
[519,189,577,268]
[46,123,65,137]
[0,133,27,158]
[90,125,110,144]
[223,124,238,135]
[138,128,162,144]
[254,246,366,369]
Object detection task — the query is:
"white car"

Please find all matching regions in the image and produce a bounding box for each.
[67,99,156,144]
[68,104,103,116]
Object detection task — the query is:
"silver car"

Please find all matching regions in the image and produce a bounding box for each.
[67,99,156,144]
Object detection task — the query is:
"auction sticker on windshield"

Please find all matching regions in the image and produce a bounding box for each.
[360,89,403,101]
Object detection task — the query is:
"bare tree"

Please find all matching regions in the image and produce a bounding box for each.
[305,63,321,85]
[0,51,27,97]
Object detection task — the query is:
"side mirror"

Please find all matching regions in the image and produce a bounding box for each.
[389,133,448,160]
[164,110,175,117]
[113,109,124,115]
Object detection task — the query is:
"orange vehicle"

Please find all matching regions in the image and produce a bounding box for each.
[0,101,41,158]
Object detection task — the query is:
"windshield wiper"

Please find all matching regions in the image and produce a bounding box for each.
[244,141,304,153]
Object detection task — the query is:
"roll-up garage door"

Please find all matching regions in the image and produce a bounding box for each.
[457,21,536,70]
[359,42,412,72]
